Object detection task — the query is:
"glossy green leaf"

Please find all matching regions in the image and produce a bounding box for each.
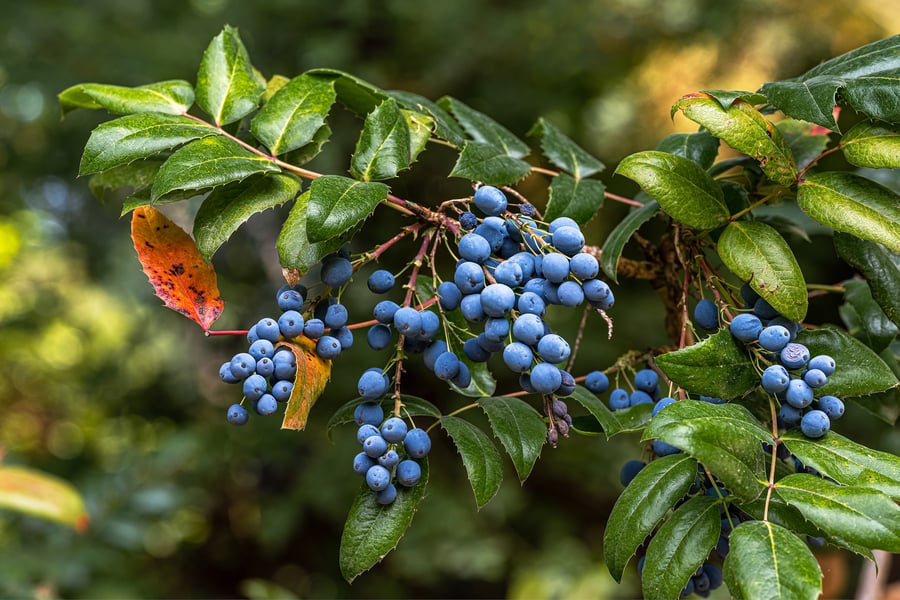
[195,26,265,126]
[350,98,411,181]
[782,430,900,500]
[250,73,336,156]
[642,495,721,600]
[151,136,280,200]
[388,90,466,147]
[599,199,660,282]
[79,113,217,176]
[281,123,332,167]
[567,385,652,438]
[841,121,900,169]
[655,130,720,170]
[614,150,728,230]
[478,396,546,482]
[603,453,697,581]
[59,80,194,116]
[277,191,358,274]
[306,68,389,116]
[642,400,772,501]
[88,159,163,202]
[798,172,900,252]
[449,142,531,186]
[403,109,434,166]
[0,466,89,532]
[673,95,797,185]
[306,175,389,243]
[776,118,832,172]
[193,174,301,260]
[718,220,808,322]
[527,118,604,178]
[260,74,290,104]
[325,395,441,441]
[775,473,900,552]
[796,327,898,397]
[760,35,900,131]
[698,89,768,108]
[834,233,900,328]
[841,278,898,352]
[723,521,822,600]
[121,187,200,214]
[544,174,605,226]
[655,329,759,399]
[339,459,428,583]
[438,96,530,158]
[441,415,503,509]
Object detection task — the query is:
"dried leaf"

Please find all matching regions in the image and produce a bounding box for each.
[279,336,332,431]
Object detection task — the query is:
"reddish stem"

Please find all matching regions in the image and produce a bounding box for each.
[604,192,644,208]
[206,329,250,337]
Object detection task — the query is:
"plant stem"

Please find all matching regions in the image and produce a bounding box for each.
[604,192,644,208]
[763,395,779,523]
[729,190,783,221]
[206,329,250,336]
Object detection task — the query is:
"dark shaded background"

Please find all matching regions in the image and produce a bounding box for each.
[1,1,897,597]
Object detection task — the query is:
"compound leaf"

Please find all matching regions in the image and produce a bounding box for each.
[478,396,546,482]
[841,121,900,169]
[449,142,532,186]
[350,97,411,181]
[544,173,605,226]
[0,466,89,532]
[604,453,697,581]
[306,175,389,243]
[250,73,336,156]
[195,25,265,126]
[718,220,808,322]
[441,415,503,509]
[600,198,660,282]
[59,80,194,116]
[655,329,759,399]
[438,96,530,158]
[527,117,604,178]
[796,327,898,397]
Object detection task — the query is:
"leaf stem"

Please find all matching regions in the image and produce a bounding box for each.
[206,329,250,337]
[796,144,842,180]
[806,283,845,294]
[604,191,644,208]
[729,190,783,221]
[763,395,779,523]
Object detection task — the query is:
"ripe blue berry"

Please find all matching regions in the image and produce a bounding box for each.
[537,334,570,364]
[226,403,249,425]
[255,394,278,415]
[817,395,844,419]
[255,357,274,378]
[459,211,478,230]
[451,362,472,387]
[480,283,516,317]
[512,313,544,345]
[530,363,562,394]
[473,185,508,216]
[246,325,259,345]
[378,450,400,469]
[255,318,281,343]
[808,355,835,376]
[434,351,461,380]
[373,300,400,324]
[358,370,388,400]
[779,403,803,426]
[363,435,389,458]
[437,281,463,310]
[357,424,380,444]
[582,279,612,305]
[404,428,432,459]
[353,452,376,475]
[693,299,719,331]
[759,325,791,352]
[780,343,810,370]
[556,281,584,307]
[229,353,256,379]
[585,371,609,394]
[494,260,524,287]
[630,390,653,406]
[272,350,296,380]
[393,307,423,336]
[652,396,677,417]
[463,337,491,362]
[634,369,658,393]
[396,459,422,487]
[381,417,408,443]
[803,368,827,388]
[548,217,579,233]
[785,378,814,408]
[569,253,599,280]
[367,269,395,293]
[276,310,303,339]
[219,362,240,384]
[503,342,534,372]
[753,297,780,320]
[800,409,830,438]
[423,340,447,370]
[316,335,341,359]
[609,388,629,410]
[354,401,384,427]
[375,483,398,504]
[324,303,349,329]
[484,317,510,342]
[653,439,681,456]
[248,339,275,361]
[551,225,585,256]
[321,256,353,288]
[460,294,485,323]
[620,460,645,486]
[453,261,486,294]
[517,291,546,316]
[242,374,268,402]
[277,289,305,312]
[365,464,391,491]
[458,233,492,263]
[271,380,293,402]
[541,252,570,283]
[730,313,763,342]
[367,323,393,351]
[302,318,325,339]
[331,326,354,350]
[761,365,790,394]
[557,370,575,396]
[740,283,761,306]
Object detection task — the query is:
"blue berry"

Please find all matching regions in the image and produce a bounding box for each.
[517,292,546,316]
[248,339,275,361]
[800,409,830,438]
[229,353,256,379]
[480,283,516,317]
[473,185,508,216]
[246,325,259,345]
[518,373,536,393]
[302,318,325,339]
[453,261,486,294]
[569,253,599,280]
[556,281,584,307]
[437,281,463,310]
[463,337,492,362]
[423,340,448,370]
[396,459,422,486]
[378,450,400,469]
[785,378,814,408]
[759,325,791,352]
[434,351,461,380]
[653,439,681,456]
[271,380,293,402]
[365,464,391,491]
[460,294,485,323]
[358,370,388,400]
[451,362,472,387]
[315,335,341,359]
[541,252,570,283]
[474,220,506,252]
[367,269,395,293]
[459,211,478,230]
[557,370,575,396]
[373,300,400,324]
[740,283,760,306]
[381,417,408,443]
[730,313,763,342]
[393,307,423,336]
[548,217,579,233]
[357,424,380,444]
[219,362,240,384]
[519,203,536,216]
[761,365,790,394]
[353,452,376,475]
[551,225,585,256]
[634,369,658,393]
[508,252,536,279]
[354,401,384,427]
[609,388,630,410]
[530,363,562,394]
[484,317,510,342]
[255,318,281,343]
[585,371,609,394]
[494,260,524,287]
[272,349,296,380]
[537,334,570,364]
[275,310,303,339]
[375,483,398,504]
[458,233,492,263]
[255,394,278,415]
[808,355,835,376]
[321,256,353,288]
[754,297,780,320]
[620,460,645,486]
[693,299,719,331]
[779,403,803,426]
[226,403,249,425]
[652,396,677,417]
[255,357,274,378]
[324,303,349,329]
[817,395,844,419]
[582,279,612,304]
[512,313,544,345]
[630,390,653,406]
[242,374,268,402]
[503,342,534,372]
[331,327,354,350]
[367,323,393,350]
[277,289,305,312]
[804,368,827,388]
[780,343,810,370]
[363,435,389,458]
[404,428,432,459]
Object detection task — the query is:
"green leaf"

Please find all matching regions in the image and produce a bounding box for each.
[403,109,434,166]
[306,68,390,116]
[350,98,411,181]
[59,80,194,116]
[0,466,89,532]
[339,459,428,583]
[841,121,900,169]
[760,35,900,131]
[718,220,808,322]
[78,113,218,176]
[478,396,546,482]
[655,329,759,399]
[655,130,720,170]
[795,327,898,397]
[325,395,441,441]
[195,25,265,126]
[151,136,280,200]
[527,118,604,178]
[841,278,898,352]
[121,187,200,214]
[614,150,729,230]
[306,175,389,243]
[641,495,721,600]
[776,118,832,172]
[775,473,900,552]
[544,174,605,226]
[834,233,900,328]
[438,96,530,158]
[193,174,301,260]
[782,430,900,500]
[723,521,822,600]
[599,199,660,282]
[388,90,466,147]
[798,172,900,252]
[250,73,336,156]
[281,123,332,167]
[698,89,768,108]
[88,159,163,202]
[642,400,772,501]
[277,191,358,273]
[567,385,652,438]
[441,415,503,509]
[673,95,798,185]
[603,453,697,581]
[449,142,532,186]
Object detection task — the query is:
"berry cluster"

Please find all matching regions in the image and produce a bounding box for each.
[352,401,430,504]
[727,285,843,439]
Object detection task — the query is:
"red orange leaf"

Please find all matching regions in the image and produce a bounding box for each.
[0,465,89,532]
[279,336,332,431]
[131,206,224,331]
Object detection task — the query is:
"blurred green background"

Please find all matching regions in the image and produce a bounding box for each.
[1,1,897,597]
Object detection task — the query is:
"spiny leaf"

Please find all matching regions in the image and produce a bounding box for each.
[277,191,359,275]
[655,329,759,399]
[250,73,337,156]
[776,118,832,172]
[0,466,89,532]
[195,25,265,126]
[278,336,332,431]
[527,117,604,178]
[441,415,503,509]
[388,90,466,147]
[544,173,605,226]
[59,80,194,116]
[88,159,163,203]
[306,175,389,244]
[449,141,532,186]
[350,97,411,181]
[438,96,530,158]
[306,68,390,116]
[130,206,223,331]
[478,396,546,482]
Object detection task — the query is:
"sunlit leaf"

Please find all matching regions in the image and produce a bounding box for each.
[251,73,336,156]
[544,174,605,225]
[527,117,604,178]
[655,329,759,399]
[841,121,900,169]
[306,175,389,243]
[0,466,89,532]
[195,25,265,126]
[59,80,194,116]
[350,97,411,181]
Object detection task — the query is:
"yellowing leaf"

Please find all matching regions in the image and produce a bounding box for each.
[279,336,332,431]
[0,466,89,532]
